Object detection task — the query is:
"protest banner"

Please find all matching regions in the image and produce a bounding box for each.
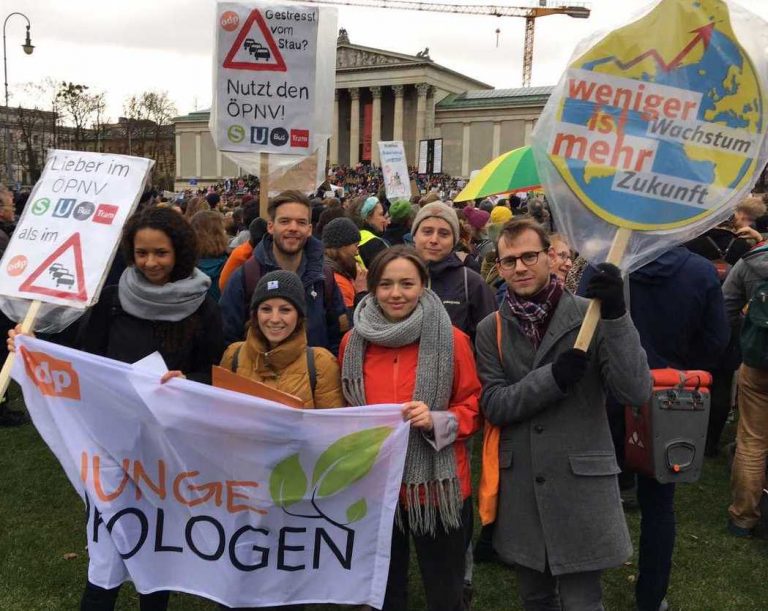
[378,141,412,202]
[530,0,768,349]
[0,150,152,392]
[211,1,337,217]
[12,335,409,608]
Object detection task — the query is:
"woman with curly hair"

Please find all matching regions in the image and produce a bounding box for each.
[191,210,229,300]
[9,205,225,611]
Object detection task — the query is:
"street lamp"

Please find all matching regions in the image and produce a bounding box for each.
[3,12,35,186]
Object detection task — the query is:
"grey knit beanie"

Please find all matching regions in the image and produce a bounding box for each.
[250,270,307,317]
[411,201,460,245]
[322,217,361,249]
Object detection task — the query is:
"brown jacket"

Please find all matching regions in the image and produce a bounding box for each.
[220,324,344,409]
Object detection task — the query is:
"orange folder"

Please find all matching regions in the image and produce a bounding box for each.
[212,366,305,409]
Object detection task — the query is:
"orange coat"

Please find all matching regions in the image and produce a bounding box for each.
[219,241,254,292]
[334,272,356,308]
[339,326,481,499]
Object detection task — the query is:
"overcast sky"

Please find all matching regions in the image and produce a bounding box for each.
[5,0,768,120]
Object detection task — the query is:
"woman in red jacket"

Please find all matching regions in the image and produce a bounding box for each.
[339,245,481,611]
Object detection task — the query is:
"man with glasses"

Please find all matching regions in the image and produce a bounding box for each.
[475,217,651,610]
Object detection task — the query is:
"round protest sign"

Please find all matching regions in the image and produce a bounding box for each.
[532,0,768,273]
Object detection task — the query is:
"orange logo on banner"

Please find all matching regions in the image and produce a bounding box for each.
[20,346,81,400]
[222,9,287,72]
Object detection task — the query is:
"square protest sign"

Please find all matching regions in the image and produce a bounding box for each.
[215,2,320,155]
[0,150,152,308]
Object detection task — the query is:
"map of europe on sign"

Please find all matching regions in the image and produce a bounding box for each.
[543,0,766,231]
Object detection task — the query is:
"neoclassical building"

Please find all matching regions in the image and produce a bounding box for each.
[174,30,552,189]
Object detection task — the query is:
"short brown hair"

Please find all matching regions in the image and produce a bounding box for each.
[496,217,551,253]
[267,190,311,220]
[366,245,428,293]
[190,210,228,257]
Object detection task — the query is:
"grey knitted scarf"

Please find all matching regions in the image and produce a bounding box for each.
[118,266,211,322]
[342,289,462,535]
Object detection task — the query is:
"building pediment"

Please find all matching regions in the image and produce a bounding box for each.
[336,44,431,70]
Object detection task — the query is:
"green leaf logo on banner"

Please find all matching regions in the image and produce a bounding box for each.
[312,426,393,498]
[346,498,367,523]
[269,453,308,508]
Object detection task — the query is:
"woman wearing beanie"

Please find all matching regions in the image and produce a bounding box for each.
[461,206,494,262]
[412,202,497,342]
[220,270,343,409]
[339,246,481,611]
[353,195,390,268]
[322,217,368,309]
[382,199,415,246]
[10,206,225,611]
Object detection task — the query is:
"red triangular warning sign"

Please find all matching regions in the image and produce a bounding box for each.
[222,10,287,72]
[19,233,88,302]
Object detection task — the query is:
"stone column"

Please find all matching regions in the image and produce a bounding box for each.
[426,87,436,138]
[330,90,340,165]
[349,87,360,165]
[461,122,471,177]
[392,85,405,142]
[195,133,202,178]
[492,122,502,158]
[415,83,429,150]
[370,86,382,166]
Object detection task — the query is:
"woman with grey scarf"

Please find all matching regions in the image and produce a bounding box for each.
[339,246,481,611]
[9,206,225,610]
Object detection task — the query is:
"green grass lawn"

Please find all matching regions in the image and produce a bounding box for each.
[1,402,766,610]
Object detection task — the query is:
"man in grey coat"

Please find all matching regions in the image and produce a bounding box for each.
[476,218,651,610]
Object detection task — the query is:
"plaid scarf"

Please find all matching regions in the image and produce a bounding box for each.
[505,274,563,349]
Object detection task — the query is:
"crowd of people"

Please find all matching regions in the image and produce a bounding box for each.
[1,177,768,611]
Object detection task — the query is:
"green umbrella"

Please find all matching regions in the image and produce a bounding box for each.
[455,146,540,202]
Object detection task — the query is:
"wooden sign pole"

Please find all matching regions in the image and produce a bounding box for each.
[259,153,269,220]
[0,300,43,397]
[573,227,632,351]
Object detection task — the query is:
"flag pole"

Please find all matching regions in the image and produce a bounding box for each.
[0,300,43,397]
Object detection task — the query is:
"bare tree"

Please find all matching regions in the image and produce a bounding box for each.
[124,90,177,161]
[56,82,105,149]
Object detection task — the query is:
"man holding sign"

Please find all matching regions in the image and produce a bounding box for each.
[475,218,650,609]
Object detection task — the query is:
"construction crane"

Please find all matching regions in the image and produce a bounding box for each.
[301,0,591,87]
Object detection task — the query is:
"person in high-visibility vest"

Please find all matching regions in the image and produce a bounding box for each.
[355,195,390,269]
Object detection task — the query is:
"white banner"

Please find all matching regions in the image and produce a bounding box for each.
[378,141,411,201]
[215,1,326,155]
[12,337,409,608]
[0,150,152,308]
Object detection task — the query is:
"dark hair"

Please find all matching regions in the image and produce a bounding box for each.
[366,245,428,293]
[242,200,259,228]
[249,217,268,247]
[267,190,311,220]
[121,206,198,281]
[495,217,551,253]
[315,206,347,238]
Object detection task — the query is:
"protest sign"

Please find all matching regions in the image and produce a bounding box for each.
[531,0,768,347]
[0,151,151,310]
[378,141,411,201]
[214,2,322,156]
[12,336,409,608]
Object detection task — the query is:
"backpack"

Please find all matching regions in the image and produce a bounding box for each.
[740,277,768,369]
[229,344,317,402]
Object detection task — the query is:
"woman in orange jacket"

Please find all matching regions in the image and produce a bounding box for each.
[338,245,481,611]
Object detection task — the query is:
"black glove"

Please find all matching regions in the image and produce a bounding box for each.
[551,349,589,391]
[584,263,626,319]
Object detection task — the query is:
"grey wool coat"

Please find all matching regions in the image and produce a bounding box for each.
[475,291,651,576]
